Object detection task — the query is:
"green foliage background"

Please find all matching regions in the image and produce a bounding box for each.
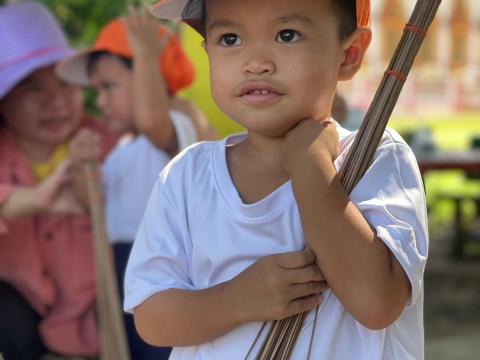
[0,0,134,46]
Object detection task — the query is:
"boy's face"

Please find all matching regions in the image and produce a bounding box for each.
[204,0,359,138]
[1,65,83,147]
[90,54,134,133]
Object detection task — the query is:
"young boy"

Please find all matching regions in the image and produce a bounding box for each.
[125,0,428,359]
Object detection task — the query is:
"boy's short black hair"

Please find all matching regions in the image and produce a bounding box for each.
[332,0,358,40]
[87,51,132,76]
[200,0,357,41]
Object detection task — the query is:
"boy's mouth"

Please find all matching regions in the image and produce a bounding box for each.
[246,89,274,95]
[238,82,284,104]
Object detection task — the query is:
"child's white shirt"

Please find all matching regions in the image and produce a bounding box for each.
[103,110,197,244]
[124,124,428,360]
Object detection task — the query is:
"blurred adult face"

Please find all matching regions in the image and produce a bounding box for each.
[0,65,83,147]
[89,54,134,133]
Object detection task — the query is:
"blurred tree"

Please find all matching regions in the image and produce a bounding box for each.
[0,0,133,46]
[1,0,172,46]
[41,0,131,47]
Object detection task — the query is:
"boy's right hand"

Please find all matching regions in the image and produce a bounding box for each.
[229,248,328,323]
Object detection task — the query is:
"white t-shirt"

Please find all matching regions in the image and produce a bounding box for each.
[124,125,428,360]
[103,110,197,244]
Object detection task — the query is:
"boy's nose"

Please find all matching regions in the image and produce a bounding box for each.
[242,54,276,76]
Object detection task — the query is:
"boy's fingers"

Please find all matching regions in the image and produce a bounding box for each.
[277,248,316,269]
[286,294,322,318]
[140,5,149,17]
[127,4,137,19]
[287,264,324,283]
[288,281,328,301]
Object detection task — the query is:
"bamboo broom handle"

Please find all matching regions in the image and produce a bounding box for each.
[84,163,131,360]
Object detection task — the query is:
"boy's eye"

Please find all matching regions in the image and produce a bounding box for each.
[220,33,242,47]
[276,30,301,43]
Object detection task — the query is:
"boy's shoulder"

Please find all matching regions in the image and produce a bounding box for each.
[160,139,221,184]
[336,124,420,186]
[337,123,412,157]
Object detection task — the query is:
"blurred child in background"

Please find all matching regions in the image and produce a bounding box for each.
[59,7,215,360]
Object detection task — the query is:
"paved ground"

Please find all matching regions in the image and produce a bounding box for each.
[424,223,480,360]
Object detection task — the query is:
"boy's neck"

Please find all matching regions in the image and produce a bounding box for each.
[226,132,291,204]
[243,132,286,172]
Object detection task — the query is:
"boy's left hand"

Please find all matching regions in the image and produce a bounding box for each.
[282,119,339,176]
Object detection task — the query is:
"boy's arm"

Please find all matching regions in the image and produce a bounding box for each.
[285,120,412,330]
[170,97,219,142]
[126,11,176,153]
[132,249,325,347]
[134,284,243,347]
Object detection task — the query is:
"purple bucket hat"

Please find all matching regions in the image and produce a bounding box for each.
[0,1,74,99]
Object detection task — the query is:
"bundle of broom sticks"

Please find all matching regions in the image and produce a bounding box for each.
[84,163,131,360]
[247,1,443,359]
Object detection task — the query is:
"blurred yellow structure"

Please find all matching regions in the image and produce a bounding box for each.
[178,24,244,137]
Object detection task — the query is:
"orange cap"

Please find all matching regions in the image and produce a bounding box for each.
[356,0,371,28]
[57,18,195,94]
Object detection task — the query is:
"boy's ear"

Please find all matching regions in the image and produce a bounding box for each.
[337,28,372,81]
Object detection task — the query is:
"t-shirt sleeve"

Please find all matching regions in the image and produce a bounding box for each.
[0,184,16,235]
[124,175,193,313]
[170,110,198,151]
[348,137,428,307]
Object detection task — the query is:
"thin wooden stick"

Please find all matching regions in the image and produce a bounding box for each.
[84,163,130,360]
[253,1,443,358]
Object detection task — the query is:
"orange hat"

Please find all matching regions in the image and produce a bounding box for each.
[356,0,371,28]
[150,0,371,32]
[57,18,195,94]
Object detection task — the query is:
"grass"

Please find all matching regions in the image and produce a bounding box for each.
[390,112,480,150]
[391,112,480,226]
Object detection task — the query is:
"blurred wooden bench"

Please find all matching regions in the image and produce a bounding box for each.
[417,138,480,258]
